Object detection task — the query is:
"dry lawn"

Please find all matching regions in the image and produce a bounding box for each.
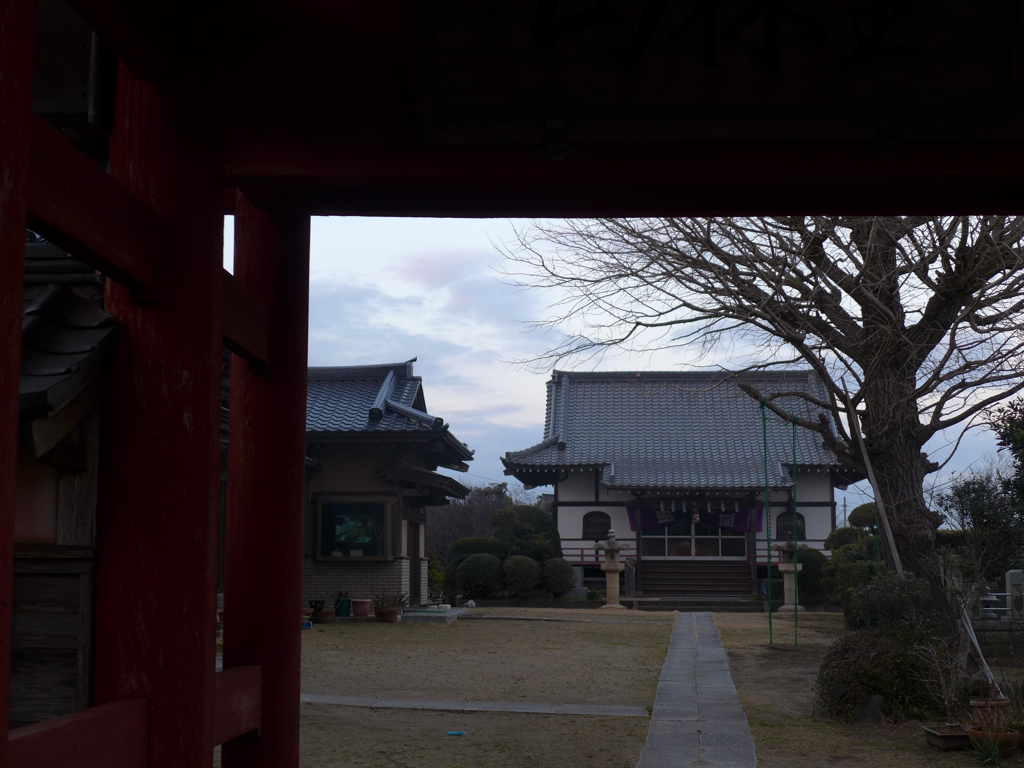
[296,609,674,768]
[302,608,673,705]
[716,612,1024,768]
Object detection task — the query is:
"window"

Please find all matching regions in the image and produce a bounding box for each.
[776,512,806,542]
[582,511,611,540]
[317,500,390,559]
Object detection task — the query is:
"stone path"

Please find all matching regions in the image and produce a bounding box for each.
[637,612,757,767]
[299,692,647,717]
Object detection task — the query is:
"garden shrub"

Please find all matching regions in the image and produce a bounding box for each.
[456,553,502,598]
[822,537,879,611]
[503,555,541,597]
[823,526,868,551]
[845,571,935,634]
[542,557,576,597]
[847,502,878,532]
[813,630,936,722]
[796,547,827,599]
[450,536,504,558]
[444,555,467,597]
[517,537,556,563]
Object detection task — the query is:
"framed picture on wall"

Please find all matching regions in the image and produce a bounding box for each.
[316,498,391,560]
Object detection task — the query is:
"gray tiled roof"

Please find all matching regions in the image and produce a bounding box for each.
[306,361,473,462]
[20,285,116,416]
[503,370,840,490]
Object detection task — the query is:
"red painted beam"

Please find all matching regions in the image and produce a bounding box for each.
[214,666,263,746]
[28,116,161,292]
[0,0,37,759]
[64,0,172,82]
[223,269,271,369]
[223,192,309,768]
[9,699,150,768]
[93,64,222,768]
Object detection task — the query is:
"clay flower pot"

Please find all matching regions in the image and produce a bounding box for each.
[375,609,401,623]
[967,727,1019,757]
[312,610,336,624]
[921,725,971,752]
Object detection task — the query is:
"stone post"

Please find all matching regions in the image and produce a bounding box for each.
[595,529,627,610]
[772,541,808,613]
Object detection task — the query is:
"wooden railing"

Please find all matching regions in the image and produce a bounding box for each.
[8,666,263,767]
[562,546,636,566]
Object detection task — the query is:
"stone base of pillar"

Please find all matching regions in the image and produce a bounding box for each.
[599,604,628,610]
[777,604,805,612]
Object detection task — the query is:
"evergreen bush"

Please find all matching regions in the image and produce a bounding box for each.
[455,553,502,598]
[503,555,541,597]
[847,502,878,531]
[822,537,879,612]
[845,571,935,634]
[450,537,504,558]
[542,558,575,597]
[813,630,936,722]
[796,547,828,599]
[517,538,556,563]
[823,526,868,551]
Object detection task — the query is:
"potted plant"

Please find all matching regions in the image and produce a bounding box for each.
[967,696,1019,759]
[921,724,972,752]
[372,592,408,623]
[334,590,352,618]
[309,598,335,625]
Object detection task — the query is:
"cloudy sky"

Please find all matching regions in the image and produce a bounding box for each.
[227,216,1003,513]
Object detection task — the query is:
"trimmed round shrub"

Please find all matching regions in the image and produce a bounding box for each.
[814,630,935,721]
[845,571,934,633]
[456,553,502,599]
[450,537,504,558]
[823,526,868,551]
[848,502,878,531]
[795,547,827,599]
[503,555,541,597]
[822,538,879,612]
[517,537,556,563]
[542,558,576,597]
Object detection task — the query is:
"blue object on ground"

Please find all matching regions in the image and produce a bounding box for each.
[447,731,465,736]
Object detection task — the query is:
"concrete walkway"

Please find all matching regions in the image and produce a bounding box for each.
[299,692,647,717]
[637,612,757,767]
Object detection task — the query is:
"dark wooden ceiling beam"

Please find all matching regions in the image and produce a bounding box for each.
[63,0,172,82]
[28,116,161,292]
[222,128,1024,216]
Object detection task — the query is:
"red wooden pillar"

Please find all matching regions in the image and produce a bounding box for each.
[0,0,36,752]
[223,192,310,768]
[92,66,223,767]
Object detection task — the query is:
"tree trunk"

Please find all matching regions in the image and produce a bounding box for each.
[866,441,940,578]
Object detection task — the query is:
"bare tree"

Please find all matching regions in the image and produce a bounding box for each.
[502,216,1024,581]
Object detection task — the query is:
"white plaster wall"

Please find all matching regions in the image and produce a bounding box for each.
[599,486,634,503]
[558,505,633,540]
[556,471,598,502]
[557,505,636,564]
[793,470,833,503]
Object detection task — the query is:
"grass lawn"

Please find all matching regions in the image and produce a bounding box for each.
[296,608,674,767]
[716,612,1024,768]
[214,608,1022,767]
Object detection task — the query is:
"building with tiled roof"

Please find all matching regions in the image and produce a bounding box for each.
[502,370,849,597]
[13,232,112,726]
[302,360,473,607]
